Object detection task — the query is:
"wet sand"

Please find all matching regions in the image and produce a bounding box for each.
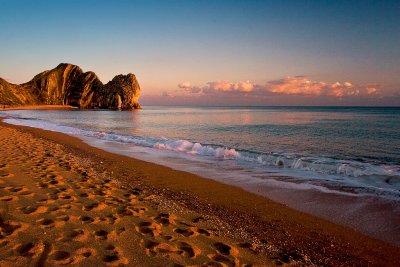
[0,119,399,266]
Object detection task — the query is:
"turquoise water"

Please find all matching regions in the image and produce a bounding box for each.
[2,106,400,199]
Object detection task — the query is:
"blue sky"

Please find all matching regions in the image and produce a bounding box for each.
[1,0,399,105]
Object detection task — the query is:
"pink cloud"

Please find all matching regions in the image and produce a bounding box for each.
[178,81,202,94]
[267,76,325,96]
[178,80,254,95]
[190,86,202,94]
[367,87,378,94]
[204,80,255,93]
[266,76,377,97]
[178,81,192,89]
[237,81,255,92]
[178,76,381,98]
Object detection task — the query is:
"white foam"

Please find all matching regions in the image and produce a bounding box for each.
[154,140,240,159]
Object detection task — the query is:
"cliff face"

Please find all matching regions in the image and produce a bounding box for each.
[0,63,141,109]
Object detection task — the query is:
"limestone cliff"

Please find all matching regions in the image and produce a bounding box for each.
[0,63,141,109]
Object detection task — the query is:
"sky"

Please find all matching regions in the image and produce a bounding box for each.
[0,0,399,106]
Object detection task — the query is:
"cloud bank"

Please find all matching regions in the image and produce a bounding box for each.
[176,76,380,98]
[140,76,398,106]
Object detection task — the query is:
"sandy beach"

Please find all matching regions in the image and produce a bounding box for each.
[0,118,399,266]
[1,105,78,111]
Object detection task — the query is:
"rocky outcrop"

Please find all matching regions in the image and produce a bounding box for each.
[0,63,141,109]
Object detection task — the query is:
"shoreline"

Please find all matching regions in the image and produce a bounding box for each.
[1,119,400,266]
[1,105,78,110]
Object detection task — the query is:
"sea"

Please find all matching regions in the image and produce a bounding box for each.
[1,106,400,244]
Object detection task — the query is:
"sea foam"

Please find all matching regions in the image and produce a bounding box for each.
[154,140,240,159]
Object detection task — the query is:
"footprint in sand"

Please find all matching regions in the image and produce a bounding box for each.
[101,245,129,266]
[130,206,148,216]
[143,240,180,256]
[16,242,35,256]
[79,215,95,224]
[0,217,22,236]
[214,242,238,256]
[0,170,14,178]
[115,205,134,217]
[178,242,199,258]
[104,214,119,225]
[58,228,87,242]
[13,240,51,263]
[0,195,18,201]
[0,163,8,170]
[36,182,49,189]
[197,228,211,236]
[154,212,176,226]
[48,250,73,265]
[5,185,23,192]
[78,192,89,198]
[58,193,73,200]
[143,239,158,255]
[175,224,212,237]
[82,202,100,211]
[136,221,161,237]
[36,197,55,205]
[160,235,175,241]
[209,254,238,266]
[174,227,197,237]
[56,214,70,222]
[60,204,72,210]
[272,251,304,265]
[104,196,122,206]
[47,193,61,201]
[207,242,240,266]
[75,247,96,258]
[94,229,109,240]
[48,180,59,185]
[18,205,48,215]
[19,190,34,197]
[36,218,55,228]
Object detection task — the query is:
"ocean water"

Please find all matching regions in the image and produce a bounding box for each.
[2,106,400,243]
